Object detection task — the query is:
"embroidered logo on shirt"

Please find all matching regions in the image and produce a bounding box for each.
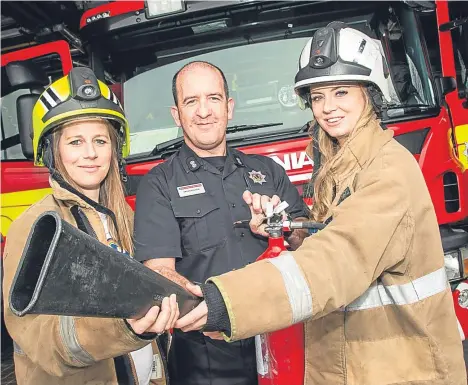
[463,142,468,160]
[248,170,266,184]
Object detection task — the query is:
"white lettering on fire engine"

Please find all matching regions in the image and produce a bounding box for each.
[269,151,313,171]
[86,11,111,25]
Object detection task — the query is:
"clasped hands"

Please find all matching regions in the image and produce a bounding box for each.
[128,192,281,339]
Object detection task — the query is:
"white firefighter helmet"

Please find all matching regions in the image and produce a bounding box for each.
[294,22,396,107]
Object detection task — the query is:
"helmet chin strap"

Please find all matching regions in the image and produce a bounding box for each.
[115,134,128,183]
[42,137,123,247]
[366,84,389,122]
[308,121,322,200]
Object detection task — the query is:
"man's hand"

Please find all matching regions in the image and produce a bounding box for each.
[174,283,208,332]
[203,331,225,340]
[148,263,192,289]
[243,190,281,237]
[127,294,179,335]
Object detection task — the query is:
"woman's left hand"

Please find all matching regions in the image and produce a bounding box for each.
[174,283,208,332]
[127,293,179,335]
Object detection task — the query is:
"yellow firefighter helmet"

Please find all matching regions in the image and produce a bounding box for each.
[32,66,130,166]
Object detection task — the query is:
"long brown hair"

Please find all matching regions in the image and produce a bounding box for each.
[53,119,134,254]
[306,86,377,222]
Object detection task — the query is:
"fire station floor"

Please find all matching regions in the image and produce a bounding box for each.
[1,341,468,384]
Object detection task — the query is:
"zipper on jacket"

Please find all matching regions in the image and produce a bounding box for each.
[156,335,170,384]
[127,353,140,385]
[342,309,348,384]
[77,207,98,239]
[114,354,138,385]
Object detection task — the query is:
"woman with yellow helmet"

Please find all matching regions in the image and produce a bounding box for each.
[2,67,177,385]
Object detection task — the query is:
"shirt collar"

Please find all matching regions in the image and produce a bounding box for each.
[179,142,245,174]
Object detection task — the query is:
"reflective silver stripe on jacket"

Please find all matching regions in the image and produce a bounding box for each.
[59,316,95,366]
[346,267,449,311]
[268,252,313,323]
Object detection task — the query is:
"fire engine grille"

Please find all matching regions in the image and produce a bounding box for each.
[443,171,460,213]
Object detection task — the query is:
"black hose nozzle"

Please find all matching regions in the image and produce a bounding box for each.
[9,211,201,319]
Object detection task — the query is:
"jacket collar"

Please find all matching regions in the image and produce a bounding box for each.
[329,119,394,183]
[49,177,96,210]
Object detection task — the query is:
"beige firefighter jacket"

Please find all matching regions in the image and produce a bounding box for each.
[3,179,168,385]
[208,119,466,385]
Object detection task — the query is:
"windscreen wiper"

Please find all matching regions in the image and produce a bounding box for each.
[386,104,437,117]
[386,104,433,110]
[150,136,185,156]
[149,122,283,156]
[226,122,283,133]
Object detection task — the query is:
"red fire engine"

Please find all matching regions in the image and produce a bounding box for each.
[1,0,467,369]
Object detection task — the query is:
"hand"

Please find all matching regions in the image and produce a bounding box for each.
[243,190,281,237]
[127,294,179,335]
[149,264,192,288]
[174,283,208,332]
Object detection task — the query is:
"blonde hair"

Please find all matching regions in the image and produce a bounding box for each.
[307,86,377,221]
[53,119,134,254]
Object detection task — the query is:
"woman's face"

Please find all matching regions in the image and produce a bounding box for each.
[309,85,366,143]
[58,120,112,200]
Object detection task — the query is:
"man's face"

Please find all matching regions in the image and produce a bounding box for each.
[171,65,234,156]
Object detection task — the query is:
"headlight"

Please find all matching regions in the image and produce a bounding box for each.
[444,250,462,281]
[444,247,468,282]
[145,0,184,19]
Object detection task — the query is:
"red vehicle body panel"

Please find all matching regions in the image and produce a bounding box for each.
[0,40,72,74]
[0,162,49,194]
[80,1,145,29]
[1,40,74,195]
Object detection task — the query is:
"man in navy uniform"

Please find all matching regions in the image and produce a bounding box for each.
[134,61,309,385]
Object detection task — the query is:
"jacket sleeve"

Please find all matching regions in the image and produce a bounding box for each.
[208,161,413,341]
[3,208,152,377]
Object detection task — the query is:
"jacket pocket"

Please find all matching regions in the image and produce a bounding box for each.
[171,195,226,253]
[346,336,437,385]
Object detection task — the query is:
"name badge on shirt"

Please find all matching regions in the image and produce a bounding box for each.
[177,183,206,197]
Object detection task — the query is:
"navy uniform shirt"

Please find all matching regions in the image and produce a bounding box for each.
[134,143,308,283]
[134,143,309,385]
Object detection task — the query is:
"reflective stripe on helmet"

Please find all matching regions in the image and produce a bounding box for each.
[33,67,130,166]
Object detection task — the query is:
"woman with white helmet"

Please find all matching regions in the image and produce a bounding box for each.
[3,67,178,385]
[174,22,466,385]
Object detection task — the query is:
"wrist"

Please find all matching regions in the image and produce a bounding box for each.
[124,319,158,340]
[200,283,231,334]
